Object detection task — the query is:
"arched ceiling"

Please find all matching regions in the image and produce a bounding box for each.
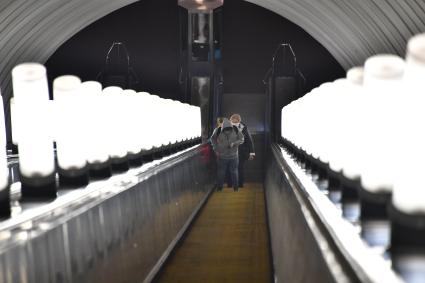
[1,0,425,104]
[246,0,425,69]
[0,0,137,105]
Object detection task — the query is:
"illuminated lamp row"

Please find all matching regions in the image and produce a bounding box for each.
[281,33,425,281]
[6,63,201,207]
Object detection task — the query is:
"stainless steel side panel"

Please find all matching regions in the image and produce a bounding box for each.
[0,146,214,283]
[264,144,401,283]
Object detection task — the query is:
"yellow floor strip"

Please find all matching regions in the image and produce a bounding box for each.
[156,183,272,283]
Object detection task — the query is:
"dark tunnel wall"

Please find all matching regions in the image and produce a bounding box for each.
[46,0,181,100]
[46,0,344,100]
[222,0,345,94]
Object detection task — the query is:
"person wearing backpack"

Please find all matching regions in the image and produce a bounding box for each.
[230,114,255,188]
[211,118,244,192]
[209,117,224,153]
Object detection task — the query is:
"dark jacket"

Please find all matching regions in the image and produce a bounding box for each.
[235,122,255,156]
[211,119,244,159]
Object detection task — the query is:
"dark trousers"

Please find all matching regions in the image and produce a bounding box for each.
[226,152,248,187]
[217,157,239,190]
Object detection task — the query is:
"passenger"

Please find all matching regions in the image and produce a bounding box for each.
[216,117,224,128]
[209,117,224,152]
[229,114,255,188]
[211,118,244,192]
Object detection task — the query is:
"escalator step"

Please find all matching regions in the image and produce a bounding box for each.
[156,183,272,283]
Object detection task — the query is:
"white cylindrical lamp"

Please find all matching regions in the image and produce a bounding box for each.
[53,75,89,187]
[358,55,404,246]
[149,95,166,159]
[135,92,155,162]
[0,91,10,216]
[123,89,143,167]
[81,81,112,179]
[390,34,425,280]
[11,63,56,199]
[103,86,129,172]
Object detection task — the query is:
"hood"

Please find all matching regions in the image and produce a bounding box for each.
[222,118,232,129]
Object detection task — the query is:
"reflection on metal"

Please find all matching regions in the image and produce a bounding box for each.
[7,157,19,184]
[178,0,223,12]
[191,13,210,61]
[181,8,221,141]
[0,146,214,282]
[191,77,211,141]
[265,144,402,283]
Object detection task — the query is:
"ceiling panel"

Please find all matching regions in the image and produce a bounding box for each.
[0,0,423,105]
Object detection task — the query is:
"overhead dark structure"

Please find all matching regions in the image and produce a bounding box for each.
[246,0,425,69]
[97,42,139,89]
[178,0,224,11]
[0,0,424,104]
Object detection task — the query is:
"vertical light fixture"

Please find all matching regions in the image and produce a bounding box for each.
[0,91,10,216]
[359,54,404,246]
[162,99,178,154]
[337,67,365,213]
[147,94,165,159]
[391,34,425,281]
[12,63,56,199]
[135,92,155,162]
[9,98,19,147]
[342,67,364,182]
[123,89,143,167]
[53,75,89,187]
[361,55,405,194]
[103,86,129,172]
[81,81,112,179]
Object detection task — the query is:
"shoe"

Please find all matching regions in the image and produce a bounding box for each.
[216,187,223,192]
[233,188,239,192]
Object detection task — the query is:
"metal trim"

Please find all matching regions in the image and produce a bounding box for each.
[271,144,402,283]
[143,184,214,283]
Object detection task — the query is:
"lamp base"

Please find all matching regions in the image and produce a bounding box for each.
[20,173,57,200]
[89,161,112,180]
[0,187,11,218]
[58,166,89,188]
[141,150,154,162]
[390,204,425,281]
[359,188,390,220]
[111,156,129,173]
[128,152,143,168]
[151,147,163,160]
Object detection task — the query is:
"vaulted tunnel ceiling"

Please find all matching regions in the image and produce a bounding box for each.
[246,0,425,68]
[0,0,136,104]
[1,0,424,104]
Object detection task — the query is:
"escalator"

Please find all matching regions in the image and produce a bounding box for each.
[0,145,214,283]
[0,143,404,282]
[155,183,272,282]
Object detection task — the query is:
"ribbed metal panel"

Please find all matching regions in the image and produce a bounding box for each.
[1,0,424,117]
[0,0,138,130]
[265,144,402,283]
[246,0,425,69]
[0,146,214,283]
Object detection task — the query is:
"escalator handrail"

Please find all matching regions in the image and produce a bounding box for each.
[0,145,207,253]
[271,143,402,283]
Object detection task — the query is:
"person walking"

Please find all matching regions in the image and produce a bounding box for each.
[211,118,244,192]
[209,117,224,158]
[230,114,255,188]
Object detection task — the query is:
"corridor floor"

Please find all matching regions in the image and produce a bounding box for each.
[155,183,272,283]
